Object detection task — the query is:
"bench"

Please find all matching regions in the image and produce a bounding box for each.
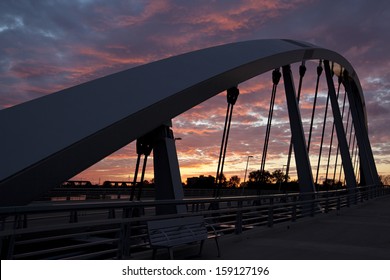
[147,215,220,259]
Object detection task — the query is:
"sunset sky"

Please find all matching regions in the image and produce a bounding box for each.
[1,0,389,184]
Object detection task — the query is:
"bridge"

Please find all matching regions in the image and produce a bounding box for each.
[0,39,386,259]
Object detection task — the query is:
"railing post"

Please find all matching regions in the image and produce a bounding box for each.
[337,197,341,215]
[310,194,315,217]
[122,207,132,218]
[325,191,329,213]
[5,234,15,259]
[268,197,274,227]
[354,189,358,205]
[69,210,78,223]
[13,214,28,229]
[235,200,243,234]
[118,220,132,259]
[108,208,116,219]
[292,196,297,222]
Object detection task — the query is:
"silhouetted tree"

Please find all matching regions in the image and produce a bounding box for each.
[248,170,272,184]
[228,175,241,188]
[379,175,390,185]
[333,180,343,189]
[216,173,227,187]
[272,169,288,184]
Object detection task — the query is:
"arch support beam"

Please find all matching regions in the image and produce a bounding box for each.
[282,65,315,193]
[343,75,380,186]
[152,124,186,214]
[324,61,357,189]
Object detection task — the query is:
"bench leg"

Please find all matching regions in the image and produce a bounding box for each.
[214,238,221,258]
[152,249,157,259]
[168,248,174,260]
[198,240,205,256]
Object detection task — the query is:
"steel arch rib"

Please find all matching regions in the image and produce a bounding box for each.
[0,39,374,205]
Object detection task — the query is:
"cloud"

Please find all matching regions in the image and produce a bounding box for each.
[1,0,390,183]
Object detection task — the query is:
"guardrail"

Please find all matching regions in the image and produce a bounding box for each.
[0,185,388,259]
[43,187,264,201]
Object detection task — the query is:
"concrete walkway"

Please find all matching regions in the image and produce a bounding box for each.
[199,195,390,260]
[150,196,390,260]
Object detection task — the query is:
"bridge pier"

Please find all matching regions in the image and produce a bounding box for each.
[152,123,186,215]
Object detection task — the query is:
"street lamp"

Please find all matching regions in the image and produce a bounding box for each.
[242,156,253,195]
[279,164,288,192]
[244,156,253,183]
[282,164,288,182]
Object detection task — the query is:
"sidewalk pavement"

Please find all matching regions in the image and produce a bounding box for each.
[148,196,390,260]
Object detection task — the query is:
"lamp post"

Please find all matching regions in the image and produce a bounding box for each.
[282,164,288,182]
[279,164,288,192]
[243,156,253,194]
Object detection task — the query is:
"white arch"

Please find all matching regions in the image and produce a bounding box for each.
[0,39,376,205]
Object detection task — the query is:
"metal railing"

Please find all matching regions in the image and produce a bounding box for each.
[43,187,264,201]
[0,185,388,259]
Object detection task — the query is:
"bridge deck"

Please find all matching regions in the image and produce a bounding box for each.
[150,196,390,260]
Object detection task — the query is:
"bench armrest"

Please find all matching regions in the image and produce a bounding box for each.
[150,229,171,245]
[205,221,221,257]
[179,225,196,238]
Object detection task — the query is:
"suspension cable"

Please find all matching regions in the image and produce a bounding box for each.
[315,67,332,186]
[353,141,360,181]
[338,108,351,185]
[339,107,352,185]
[325,73,342,183]
[356,157,361,184]
[332,87,348,184]
[307,60,323,152]
[260,68,281,176]
[215,105,231,191]
[285,61,306,182]
[130,153,141,201]
[347,129,357,186]
[130,137,153,201]
[136,153,149,201]
[219,100,234,183]
[343,117,355,186]
[215,87,239,197]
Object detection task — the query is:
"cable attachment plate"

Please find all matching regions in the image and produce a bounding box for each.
[226,86,239,105]
[272,68,282,85]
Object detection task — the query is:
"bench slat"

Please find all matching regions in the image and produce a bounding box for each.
[146,215,218,259]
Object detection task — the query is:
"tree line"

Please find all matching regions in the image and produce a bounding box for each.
[186,169,353,191]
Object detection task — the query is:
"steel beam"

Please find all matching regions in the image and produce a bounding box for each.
[282,65,315,193]
[343,75,380,186]
[153,124,186,214]
[324,61,357,189]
